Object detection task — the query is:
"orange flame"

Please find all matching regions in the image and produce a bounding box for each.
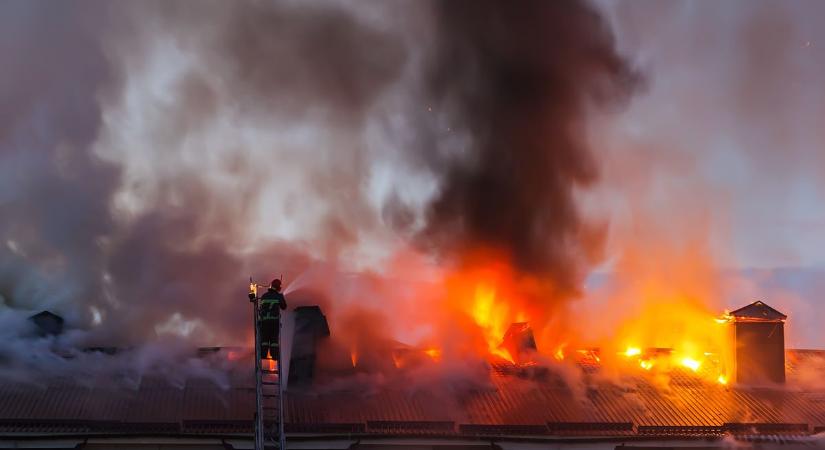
[470,284,518,362]
[424,348,442,362]
[442,253,538,363]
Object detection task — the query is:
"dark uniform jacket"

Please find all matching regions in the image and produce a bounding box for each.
[260,289,287,320]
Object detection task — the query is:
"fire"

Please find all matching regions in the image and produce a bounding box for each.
[350,349,358,367]
[424,348,442,361]
[443,256,537,363]
[404,244,737,386]
[554,344,567,361]
[470,284,518,361]
[608,301,733,383]
[623,347,642,357]
[680,357,701,372]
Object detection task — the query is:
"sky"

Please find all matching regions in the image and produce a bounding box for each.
[588,0,825,347]
[1,0,824,351]
[596,0,825,270]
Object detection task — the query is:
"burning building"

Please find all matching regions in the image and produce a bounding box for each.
[2,301,825,450]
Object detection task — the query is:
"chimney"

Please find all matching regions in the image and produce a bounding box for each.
[729,301,786,385]
[501,322,537,364]
[28,310,64,337]
[288,305,330,386]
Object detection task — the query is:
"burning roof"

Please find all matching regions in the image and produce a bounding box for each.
[2,348,825,440]
[3,300,825,450]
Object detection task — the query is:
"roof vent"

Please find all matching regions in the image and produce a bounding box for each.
[288,305,330,385]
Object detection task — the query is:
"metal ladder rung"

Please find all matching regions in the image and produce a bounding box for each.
[261,369,279,374]
[262,381,279,385]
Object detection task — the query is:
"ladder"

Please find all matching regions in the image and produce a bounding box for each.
[249,280,286,450]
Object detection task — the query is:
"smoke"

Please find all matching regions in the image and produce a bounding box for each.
[583,0,825,349]
[0,0,642,386]
[410,0,638,297]
[0,0,408,350]
[0,2,116,317]
[8,0,823,397]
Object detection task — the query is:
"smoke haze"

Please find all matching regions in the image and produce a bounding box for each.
[2,0,824,384]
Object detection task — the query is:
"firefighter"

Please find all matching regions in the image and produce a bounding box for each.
[259,278,287,360]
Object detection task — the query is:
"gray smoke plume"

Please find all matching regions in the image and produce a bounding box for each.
[0,1,118,321]
[0,0,406,353]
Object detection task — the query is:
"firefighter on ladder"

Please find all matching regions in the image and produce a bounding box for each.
[259,278,288,360]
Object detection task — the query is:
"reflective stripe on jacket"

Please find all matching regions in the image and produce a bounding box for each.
[260,290,286,320]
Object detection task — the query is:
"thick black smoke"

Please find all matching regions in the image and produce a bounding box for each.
[416,0,638,295]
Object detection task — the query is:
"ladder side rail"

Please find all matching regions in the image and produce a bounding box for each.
[278,313,286,450]
[253,295,264,450]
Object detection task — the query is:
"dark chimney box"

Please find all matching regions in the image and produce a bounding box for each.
[28,310,64,337]
[730,301,786,385]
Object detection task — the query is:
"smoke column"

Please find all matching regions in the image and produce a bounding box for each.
[414,0,638,296]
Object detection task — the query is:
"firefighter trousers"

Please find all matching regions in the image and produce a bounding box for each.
[259,318,278,360]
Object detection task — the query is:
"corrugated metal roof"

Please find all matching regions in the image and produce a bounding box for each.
[0,350,824,438]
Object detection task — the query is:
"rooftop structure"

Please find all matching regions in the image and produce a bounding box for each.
[2,302,824,449]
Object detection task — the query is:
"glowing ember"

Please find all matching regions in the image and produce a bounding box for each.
[717,374,728,385]
[554,344,567,361]
[680,357,701,372]
[714,313,732,324]
[424,348,442,361]
[640,359,654,370]
[623,347,642,357]
[350,349,358,367]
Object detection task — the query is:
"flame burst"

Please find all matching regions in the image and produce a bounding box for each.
[470,284,521,362]
[398,245,737,387]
